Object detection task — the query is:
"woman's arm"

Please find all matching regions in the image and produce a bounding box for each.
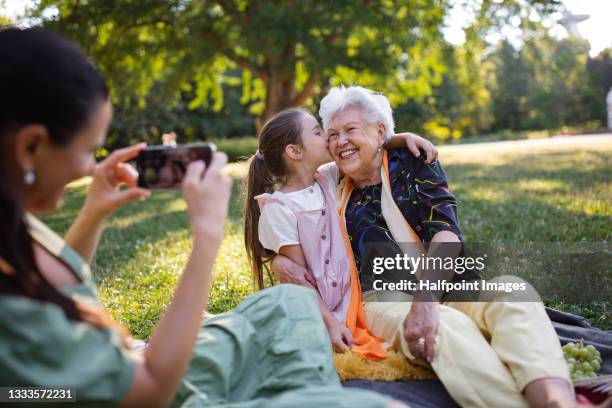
[65,144,150,264]
[119,154,233,408]
[403,231,461,364]
[277,246,354,352]
[403,158,462,364]
[413,160,462,241]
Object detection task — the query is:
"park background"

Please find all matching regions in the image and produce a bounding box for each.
[1,0,610,336]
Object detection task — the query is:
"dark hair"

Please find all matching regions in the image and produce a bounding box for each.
[244,108,307,289]
[0,28,127,338]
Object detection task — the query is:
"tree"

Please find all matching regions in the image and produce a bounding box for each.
[29,0,450,133]
[586,49,612,125]
[488,39,530,130]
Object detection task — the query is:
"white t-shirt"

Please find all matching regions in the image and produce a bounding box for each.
[258,162,339,253]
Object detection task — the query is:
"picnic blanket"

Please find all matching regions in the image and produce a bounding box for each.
[343,308,612,408]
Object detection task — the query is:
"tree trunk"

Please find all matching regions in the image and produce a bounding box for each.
[255,70,322,133]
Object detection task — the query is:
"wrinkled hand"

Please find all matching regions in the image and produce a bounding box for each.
[182,152,233,237]
[398,132,438,163]
[270,255,318,288]
[327,318,355,353]
[84,143,150,220]
[403,302,439,363]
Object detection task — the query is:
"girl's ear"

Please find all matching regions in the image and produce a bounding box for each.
[284,144,303,161]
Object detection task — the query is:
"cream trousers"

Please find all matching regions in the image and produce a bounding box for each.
[363,276,571,408]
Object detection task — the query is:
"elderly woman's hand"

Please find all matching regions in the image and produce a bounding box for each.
[270,255,318,288]
[403,301,439,363]
[393,132,438,163]
[83,143,151,221]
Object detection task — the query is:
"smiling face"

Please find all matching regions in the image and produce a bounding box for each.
[297,112,332,169]
[327,107,386,180]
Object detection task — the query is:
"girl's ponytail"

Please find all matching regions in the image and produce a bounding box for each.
[244,154,275,290]
[243,108,307,289]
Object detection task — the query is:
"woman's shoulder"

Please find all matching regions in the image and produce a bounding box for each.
[388,147,425,175]
[25,214,96,289]
[389,147,418,162]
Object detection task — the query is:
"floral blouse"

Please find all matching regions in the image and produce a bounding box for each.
[345,148,462,279]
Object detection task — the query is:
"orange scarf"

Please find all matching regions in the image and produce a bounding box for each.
[335,150,425,360]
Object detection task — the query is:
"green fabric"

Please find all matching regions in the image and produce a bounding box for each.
[0,297,136,407]
[0,214,135,407]
[1,216,390,407]
[170,285,391,408]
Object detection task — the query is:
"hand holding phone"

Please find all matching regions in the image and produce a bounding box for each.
[182,152,233,236]
[135,143,216,189]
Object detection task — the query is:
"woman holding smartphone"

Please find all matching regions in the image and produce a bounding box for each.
[0,28,400,408]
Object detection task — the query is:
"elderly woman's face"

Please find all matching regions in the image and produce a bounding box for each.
[327,107,385,177]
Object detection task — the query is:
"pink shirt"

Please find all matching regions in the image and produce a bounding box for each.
[256,175,351,323]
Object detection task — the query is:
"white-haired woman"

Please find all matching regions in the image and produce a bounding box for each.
[274,86,576,408]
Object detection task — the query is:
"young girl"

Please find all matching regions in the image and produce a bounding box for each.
[244,108,437,358]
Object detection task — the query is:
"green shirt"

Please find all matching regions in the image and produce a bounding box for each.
[0,215,135,407]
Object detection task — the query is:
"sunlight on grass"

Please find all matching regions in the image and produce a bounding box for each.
[515,179,567,193]
[41,138,611,336]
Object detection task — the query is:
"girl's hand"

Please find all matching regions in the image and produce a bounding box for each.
[394,132,439,163]
[182,152,233,239]
[327,318,355,353]
[83,143,150,221]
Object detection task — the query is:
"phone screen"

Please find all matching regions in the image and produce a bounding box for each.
[135,143,216,189]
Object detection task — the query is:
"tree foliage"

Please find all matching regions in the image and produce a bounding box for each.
[12,0,608,147]
[31,0,450,131]
[486,18,607,132]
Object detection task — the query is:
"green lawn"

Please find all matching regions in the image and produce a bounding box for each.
[41,137,612,337]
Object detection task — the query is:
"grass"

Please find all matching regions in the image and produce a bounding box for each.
[41,137,612,338]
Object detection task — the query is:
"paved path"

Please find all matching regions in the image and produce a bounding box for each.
[440,133,612,154]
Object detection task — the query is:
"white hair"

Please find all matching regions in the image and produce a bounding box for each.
[319,85,395,139]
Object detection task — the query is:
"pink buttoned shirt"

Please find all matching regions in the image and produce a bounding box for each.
[256,170,351,323]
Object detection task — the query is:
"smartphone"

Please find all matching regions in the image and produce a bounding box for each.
[135,143,216,189]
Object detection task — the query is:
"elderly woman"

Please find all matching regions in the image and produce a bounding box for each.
[274,86,575,408]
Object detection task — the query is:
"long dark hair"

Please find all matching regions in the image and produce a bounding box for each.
[0,27,127,338]
[244,108,307,290]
